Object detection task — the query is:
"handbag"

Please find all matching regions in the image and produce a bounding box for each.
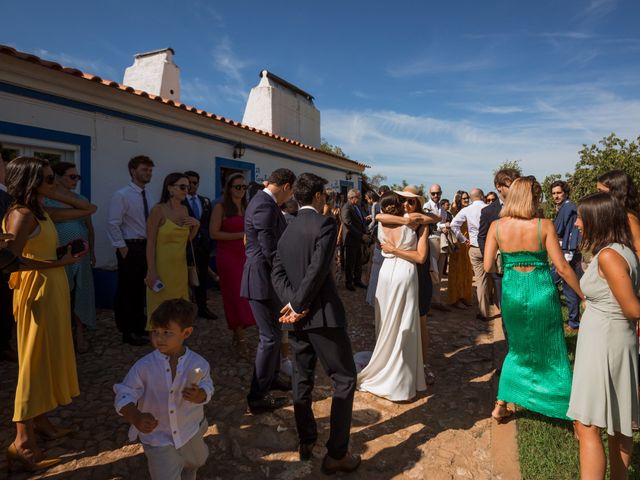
[187,241,200,287]
[440,230,459,254]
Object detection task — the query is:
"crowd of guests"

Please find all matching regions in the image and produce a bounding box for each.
[1,151,640,479]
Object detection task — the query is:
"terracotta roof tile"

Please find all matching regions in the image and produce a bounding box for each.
[0,44,368,169]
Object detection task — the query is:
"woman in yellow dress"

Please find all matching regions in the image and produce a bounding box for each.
[3,157,96,471]
[145,173,199,326]
[447,191,474,308]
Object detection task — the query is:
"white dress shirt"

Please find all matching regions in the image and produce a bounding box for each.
[450,200,487,247]
[423,199,448,237]
[114,348,214,449]
[0,183,6,192]
[106,182,149,248]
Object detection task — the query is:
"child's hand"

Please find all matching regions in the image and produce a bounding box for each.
[134,412,158,433]
[182,384,206,404]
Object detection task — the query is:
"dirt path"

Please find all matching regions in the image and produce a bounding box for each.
[0,280,520,479]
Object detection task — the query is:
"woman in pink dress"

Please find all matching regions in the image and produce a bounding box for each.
[210,173,255,351]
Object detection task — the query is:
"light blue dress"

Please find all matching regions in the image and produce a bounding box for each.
[44,195,96,329]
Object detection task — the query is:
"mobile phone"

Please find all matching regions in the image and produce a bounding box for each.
[151,279,165,292]
[56,239,88,259]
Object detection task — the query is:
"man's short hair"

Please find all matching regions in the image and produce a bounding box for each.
[184,170,200,180]
[293,173,328,206]
[550,180,570,196]
[150,298,197,330]
[378,185,391,195]
[128,155,154,172]
[267,168,296,187]
[347,188,361,199]
[494,168,520,189]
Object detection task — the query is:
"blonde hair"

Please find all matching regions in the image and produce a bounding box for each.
[500,176,542,220]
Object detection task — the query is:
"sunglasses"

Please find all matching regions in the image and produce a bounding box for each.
[67,174,81,181]
[173,184,189,191]
[44,174,55,185]
[430,191,442,195]
[232,184,248,191]
[461,196,470,201]
[403,198,418,205]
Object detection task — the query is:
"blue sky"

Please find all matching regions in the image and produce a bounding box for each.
[3,0,640,196]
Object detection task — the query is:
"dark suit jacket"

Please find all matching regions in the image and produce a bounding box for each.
[272,208,346,331]
[184,195,213,250]
[0,190,12,221]
[554,200,580,252]
[478,200,502,257]
[241,190,287,301]
[340,202,367,246]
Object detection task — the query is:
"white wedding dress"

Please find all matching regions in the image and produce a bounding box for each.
[357,225,426,401]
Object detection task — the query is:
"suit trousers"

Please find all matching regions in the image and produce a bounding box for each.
[0,277,13,350]
[289,327,357,459]
[343,243,362,286]
[114,242,147,336]
[468,246,492,318]
[143,420,209,480]
[491,272,502,309]
[551,254,583,328]
[247,296,282,401]
[192,245,210,311]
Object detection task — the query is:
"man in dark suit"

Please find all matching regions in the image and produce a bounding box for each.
[241,168,296,413]
[478,168,520,309]
[340,188,369,291]
[184,170,217,319]
[272,173,360,475]
[0,154,17,363]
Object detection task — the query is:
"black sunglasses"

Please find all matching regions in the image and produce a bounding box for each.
[430,191,442,195]
[232,184,248,191]
[403,198,418,205]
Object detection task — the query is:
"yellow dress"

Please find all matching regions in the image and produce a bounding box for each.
[7,212,79,421]
[146,219,189,328]
[447,224,474,305]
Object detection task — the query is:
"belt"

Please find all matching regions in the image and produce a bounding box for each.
[469,245,480,248]
[124,238,147,244]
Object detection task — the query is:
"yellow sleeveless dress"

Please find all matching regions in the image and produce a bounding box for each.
[7,212,79,421]
[146,219,189,328]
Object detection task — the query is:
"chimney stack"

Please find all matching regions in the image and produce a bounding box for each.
[123,48,180,102]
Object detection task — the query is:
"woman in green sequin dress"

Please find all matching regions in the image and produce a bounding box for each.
[483,177,584,421]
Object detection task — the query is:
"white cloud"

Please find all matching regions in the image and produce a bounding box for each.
[466,105,525,114]
[388,56,494,78]
[33,49,118,80]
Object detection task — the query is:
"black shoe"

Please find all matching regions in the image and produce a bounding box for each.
[345,284,355,291]
[122,333,147,346]
[247,394,289,414]
[321,452,361,475]
[198,308,218,320]
[299,442,315,461]
[354,281,368,289]
[271,376,292,392]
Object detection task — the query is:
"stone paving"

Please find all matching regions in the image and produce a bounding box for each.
[0,279,516,479]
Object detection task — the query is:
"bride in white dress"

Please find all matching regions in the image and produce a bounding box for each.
[357,193,429,401]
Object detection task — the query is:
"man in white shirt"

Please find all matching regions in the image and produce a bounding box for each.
[423,184,450,311]
[450,188,491,320]
[107,155,154,346]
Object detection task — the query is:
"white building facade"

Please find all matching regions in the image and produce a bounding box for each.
[0,45,366,275]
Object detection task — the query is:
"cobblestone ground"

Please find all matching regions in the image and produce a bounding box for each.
[0,279,513,479]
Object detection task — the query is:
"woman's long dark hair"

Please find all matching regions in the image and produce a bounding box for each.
[52,161,76,177]
[597,170,640,217]
[6,156,49,220]
[578,192,634,254]
[160,172,188,203]
[223,173,247,217]
[379,192,404,216]
[451,190,468,216]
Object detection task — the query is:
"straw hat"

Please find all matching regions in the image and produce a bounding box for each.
[393,185,426,205]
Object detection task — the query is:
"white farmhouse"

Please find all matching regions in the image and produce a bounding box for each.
[0,45,367,288]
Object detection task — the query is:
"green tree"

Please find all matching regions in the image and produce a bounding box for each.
[569,133,640,201]
[366,173,387,188]
[319,138,349,158]
[493,159,523,176]
[541,173,563,219]
[388,180,426,195]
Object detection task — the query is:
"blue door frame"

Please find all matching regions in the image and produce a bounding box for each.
[214,157,256,199]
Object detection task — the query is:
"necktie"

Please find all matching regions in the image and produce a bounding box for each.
[189,197,200,219]
[141,189,149,220]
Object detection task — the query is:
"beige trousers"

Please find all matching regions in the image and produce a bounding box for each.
[468,246,492,318]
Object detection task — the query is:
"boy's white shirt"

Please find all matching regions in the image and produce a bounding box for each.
[114,347,214,448]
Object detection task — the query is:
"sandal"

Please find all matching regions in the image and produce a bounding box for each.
[491,400,514,424]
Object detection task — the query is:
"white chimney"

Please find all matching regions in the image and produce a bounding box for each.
[123,48,180,102]
[242,70,320,148]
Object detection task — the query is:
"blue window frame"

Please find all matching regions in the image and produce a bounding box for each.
[214,157,256,199]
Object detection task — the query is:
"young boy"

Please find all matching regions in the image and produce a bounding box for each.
[114,298,214,480]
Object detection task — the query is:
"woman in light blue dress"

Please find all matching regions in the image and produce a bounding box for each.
[44,162,96,353]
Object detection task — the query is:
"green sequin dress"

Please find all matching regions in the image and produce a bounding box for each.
[497,220,573,419]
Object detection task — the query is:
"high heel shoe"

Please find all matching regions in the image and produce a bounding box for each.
[491,401,514,424]
[6,443,61,472]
